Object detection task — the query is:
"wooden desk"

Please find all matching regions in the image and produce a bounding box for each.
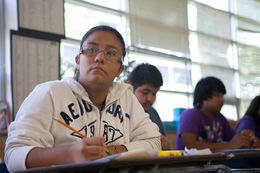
[15,149,260,173]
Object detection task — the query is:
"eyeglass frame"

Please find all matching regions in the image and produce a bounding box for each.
[79,46,123,64]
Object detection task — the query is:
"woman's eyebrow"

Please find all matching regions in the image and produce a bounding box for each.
[85,42,98,46]
[85,42,118,50]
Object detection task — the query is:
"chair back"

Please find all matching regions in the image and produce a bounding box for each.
[0,162,9,173]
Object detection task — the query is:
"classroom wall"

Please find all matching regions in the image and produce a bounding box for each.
[1,0,18,162]
[1,0,64,162]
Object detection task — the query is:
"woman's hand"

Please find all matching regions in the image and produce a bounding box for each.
[241,129,257,147]
[69,137,108,162]
[228,131,253,149]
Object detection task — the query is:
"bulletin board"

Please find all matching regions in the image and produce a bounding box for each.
[11,32,60,117]
[18,0,65,36]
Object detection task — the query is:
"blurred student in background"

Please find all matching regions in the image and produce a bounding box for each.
[127,63,171,150]
[176,76,252,152]
[236,95,260,148]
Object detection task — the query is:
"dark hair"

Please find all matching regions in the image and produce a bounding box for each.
[80,25,126,59]
[244,95,260,124]
[127,63,163,90]
[193,76,226,107]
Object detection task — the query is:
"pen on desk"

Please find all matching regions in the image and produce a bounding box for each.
[53,118,112,155]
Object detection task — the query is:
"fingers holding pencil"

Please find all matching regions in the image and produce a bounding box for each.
[67,136,109,162]
[53,118,111,161]
[83,137,113,156]
[83,137,108,158]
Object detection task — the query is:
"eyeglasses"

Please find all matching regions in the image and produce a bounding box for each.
[80,46,123,63]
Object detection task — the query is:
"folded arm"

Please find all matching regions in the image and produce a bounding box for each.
[181,132,252,152]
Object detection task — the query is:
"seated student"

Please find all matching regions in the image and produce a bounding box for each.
[4,25,161,173]
[176,76,252,152]
[236,95,260,148]
[127,63,171,150]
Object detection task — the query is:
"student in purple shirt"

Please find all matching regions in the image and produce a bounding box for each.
[176,76,252,152]
[236,95,260,148]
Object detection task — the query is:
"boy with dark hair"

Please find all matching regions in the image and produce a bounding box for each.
[176,76,251,152]
[127,63,171,150]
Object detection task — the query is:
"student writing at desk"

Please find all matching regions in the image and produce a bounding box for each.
[176,76,252,152]
[4,25,161,173]
[235,95,260,148]
[127,63,171,150]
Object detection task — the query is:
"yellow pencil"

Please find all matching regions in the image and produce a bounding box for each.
[53,118,85,138]
[157,150,183,157]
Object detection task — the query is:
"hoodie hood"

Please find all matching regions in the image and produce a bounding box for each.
[62,77,133,104]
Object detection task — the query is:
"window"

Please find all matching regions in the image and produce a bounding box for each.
[128,52,191,92]
[235,0,260,116]
[65,1,126,40]
[61,0,260,122]
[129,0,189,56]
[193,0,230,11]
[221,104,238,120]
[153,91,191,121]
[60,40,79,78]
[189,32,237,69]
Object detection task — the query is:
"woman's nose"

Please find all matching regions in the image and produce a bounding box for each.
[94,51,106,63]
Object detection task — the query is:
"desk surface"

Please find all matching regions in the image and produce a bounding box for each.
[16,149,260,173]
[220,148,260,158]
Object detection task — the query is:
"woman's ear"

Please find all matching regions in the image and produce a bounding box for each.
[118,65,125,76]
[75,55,80,65]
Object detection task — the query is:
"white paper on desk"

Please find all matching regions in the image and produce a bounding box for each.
[93,153,121,163]
[49,154,121,168]
[184,147,212,155]
[115,148,157,161]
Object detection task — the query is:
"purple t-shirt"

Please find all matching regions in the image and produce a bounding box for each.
[176,107,235,150]
[235,116,260,138]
